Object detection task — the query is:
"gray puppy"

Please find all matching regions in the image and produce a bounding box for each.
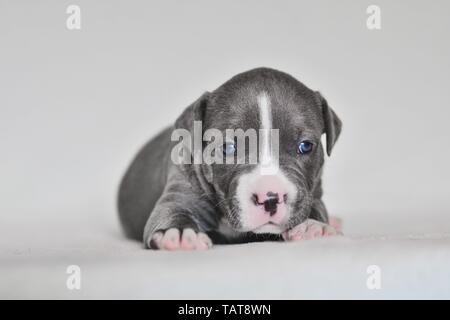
[118,67,342,250]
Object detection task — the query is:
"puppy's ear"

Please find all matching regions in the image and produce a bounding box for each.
[316,92,342,156]
[175,92,210,132]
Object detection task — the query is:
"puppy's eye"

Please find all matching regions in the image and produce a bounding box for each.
[297,141,313,154]
[223,142,236,156]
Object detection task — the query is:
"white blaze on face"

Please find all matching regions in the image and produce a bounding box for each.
[258,92,271,165]
[234,91,297,233]
[257,92,278,175]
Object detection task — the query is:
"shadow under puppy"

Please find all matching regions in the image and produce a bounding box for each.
[118,67,343,250]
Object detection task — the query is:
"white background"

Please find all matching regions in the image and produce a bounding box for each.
[0,0,449,299]
[1,0,449,240]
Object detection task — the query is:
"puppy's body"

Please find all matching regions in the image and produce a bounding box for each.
[118,68,342,249]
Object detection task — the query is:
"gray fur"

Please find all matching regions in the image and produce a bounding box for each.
[117,67,342,248]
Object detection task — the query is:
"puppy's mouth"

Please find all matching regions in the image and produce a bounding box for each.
[250,222,285,234]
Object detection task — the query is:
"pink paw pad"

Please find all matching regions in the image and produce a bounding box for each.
[150,228,212,251]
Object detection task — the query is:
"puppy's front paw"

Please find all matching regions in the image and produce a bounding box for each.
[282,219,343,241]
[148,228,212,251]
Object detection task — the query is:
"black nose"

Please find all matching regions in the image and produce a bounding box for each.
[252,192,281,216]
[263,197,279,216]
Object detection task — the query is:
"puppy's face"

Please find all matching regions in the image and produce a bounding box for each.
[177,68,341,235]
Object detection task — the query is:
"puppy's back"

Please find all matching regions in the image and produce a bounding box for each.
[117,126,172,240]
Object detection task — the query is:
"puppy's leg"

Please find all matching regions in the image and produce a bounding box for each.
[310,198,343,233]
[143,176,217,250]
[283,199,342,241]
[144,203,215,250]
[308,198,329,223]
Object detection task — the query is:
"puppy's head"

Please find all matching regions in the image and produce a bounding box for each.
[175,68,342,234]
